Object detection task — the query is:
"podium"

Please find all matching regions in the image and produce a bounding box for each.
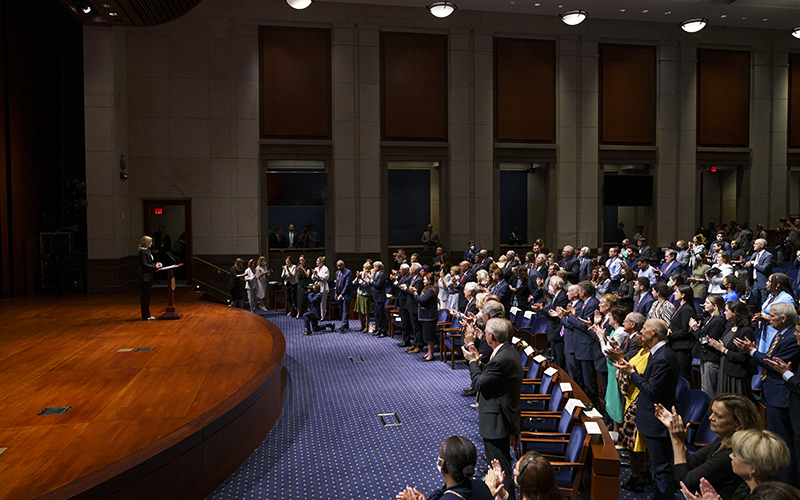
[157,264,184,320]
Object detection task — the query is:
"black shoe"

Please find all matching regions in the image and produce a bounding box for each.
[397,342,411,347]
[621,475,644,492]
[461,389,477,397]
[372,332,380,336]
[326,324,335,331]
[338,325,348,332]
[303,331,313,336]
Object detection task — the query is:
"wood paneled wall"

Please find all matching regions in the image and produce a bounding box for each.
[790,53,800,149]
[494,38,556,143]
[697,49,750,147]
[382,32,447,141]
[599,44,656,145]
[259,27,331,139]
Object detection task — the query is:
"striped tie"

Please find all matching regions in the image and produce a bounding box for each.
[762,330,784,381]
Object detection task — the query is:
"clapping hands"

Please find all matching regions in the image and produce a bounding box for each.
[484,459,506,500]
[396,486,425,500]
[655,404,689,443]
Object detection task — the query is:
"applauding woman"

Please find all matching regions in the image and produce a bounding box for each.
[312,256,331,320]
[353,262,374,332]
[412,273,440,361]
[689,294,727,398]
[708,301,756,401]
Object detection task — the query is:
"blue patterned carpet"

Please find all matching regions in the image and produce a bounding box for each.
[205,309,653,500]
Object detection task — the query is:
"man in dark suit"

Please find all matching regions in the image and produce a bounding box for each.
[534,276,567,368]
[490,268,510,314]
[463,241,477,264]
[736,302,800,486]
[461,297,505,397]
[153,225,172,264]
[268,226,286,249]
[393,264,413,347]
[552,284,583,382]
[745,238,774,308]
[401,263,424,352]
[286,224,298,248]
[632,277,655,316]
[658,249,683,282]
[462,318,522,500]
[559,245,580,284]
[563,280,600,407]
[622,312,645,361]
[578,247,594,282]
[370,261,388,338]
[616,318,679,500]
[334,260,354,332]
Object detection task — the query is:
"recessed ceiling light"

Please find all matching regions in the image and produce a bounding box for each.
[286,0,313,9]
[108,11,118,16]
[620,8,625,12]
[762,18,768,21]
[793,27,800,39]
[102,3,110,7]
[642,9,649,13]
[720,15,727,18]
[560,9,588,26]
[665,11,671,15]
[427,1,457,18]
[741,16,746,20]
[82,5,92,13]
[534,2,540,6]
[681,17,708,33]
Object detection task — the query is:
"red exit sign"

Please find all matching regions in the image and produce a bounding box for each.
[154,208,163,215]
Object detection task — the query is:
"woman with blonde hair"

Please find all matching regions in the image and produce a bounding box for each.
[680,429,791,500]
[138,235,162,320]
[353,262,374,332]
[312,256,330,319]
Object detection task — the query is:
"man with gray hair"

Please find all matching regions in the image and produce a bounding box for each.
[393,263,413,347]
[400,263,424,352]
[463,317,522,499]
[533,275,567,368]
[622,312,645,360]
[461,296,505,397]
[559,245,580,284]
[744,238,774,308]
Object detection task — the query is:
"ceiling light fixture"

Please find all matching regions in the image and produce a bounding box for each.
[681,17,708,33]
[82,5,92,13]
[286,0,313,9]
[108,11,118,16]
[560,9,588,26]
[793,27,800,39]
[427,2,457,18]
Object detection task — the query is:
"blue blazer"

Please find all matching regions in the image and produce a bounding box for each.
[633,292,655,316]
[335,268,353,297]
[566,296,600,362]
[561,256,580,284]
[660,261,684,281]
[491,279,510,312]
[394,273,410,309]
[370,270,387,306]
[560,299,583,355]
[631,343,679,438]
[751,326,800,409]
[746,250,774,290]
[543,289,569,342]
[307,292,322,319]
[414,288,439,321]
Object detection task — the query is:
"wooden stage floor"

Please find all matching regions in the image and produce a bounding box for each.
[0,288,286,500]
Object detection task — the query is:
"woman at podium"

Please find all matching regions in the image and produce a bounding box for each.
[138,235,162,320]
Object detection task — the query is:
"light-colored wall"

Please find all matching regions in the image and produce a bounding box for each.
[83,0,800,270]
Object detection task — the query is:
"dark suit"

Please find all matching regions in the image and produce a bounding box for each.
[578,257,594,282]
[746,250,774,308]
[751,325,800,486]
[404,274,424,347]
[335,268,353,327]
[659,261,684,282]
[566,296,601,405]
[633,292,655,317]
[561,256,580,284]
[268,231,286,249]
[783,370,800,485]
[468,342,523,500]
[542,289,568,368]
[561,299,584,383]
[457,269,477,311]
[395,273,413,343]
[631,342,680,500]
[153,232,171,264]
[138,248,158,319]
[414,288,439,344]
[527,268,545,304]
[285,230,298,248]
[670,302,697,381]
[490,279,510,314]
[370,270,387,335]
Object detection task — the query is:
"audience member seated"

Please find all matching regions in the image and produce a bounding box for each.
[487,451,562,500]
[396,436,494,500]
[680,429,790,500]
[747,481,800,500]
[656,393,762,500]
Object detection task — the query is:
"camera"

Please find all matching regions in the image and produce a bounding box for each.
[699,336,709,345]
[780,218,789,223]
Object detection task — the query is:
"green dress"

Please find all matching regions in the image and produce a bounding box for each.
[605,359,624,423]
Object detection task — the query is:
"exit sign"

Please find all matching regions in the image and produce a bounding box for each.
[154,208,163,215]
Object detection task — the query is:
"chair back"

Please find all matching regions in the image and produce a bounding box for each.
[530,316,548,334]
[519,349,532,369]
[678,388,711,443]
[693,297,704,313]
[539,372,556,395]
[554,426,588,488]
[526,357,544,379]
[557,407,575,434]
[547,385,566,412]
[675,376,689,402]
[692,412,716,448]
[516,311,535,330]
[437,309,451,323]
[509,307,520,324]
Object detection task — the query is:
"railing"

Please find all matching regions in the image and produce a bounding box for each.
[191,256,232,304]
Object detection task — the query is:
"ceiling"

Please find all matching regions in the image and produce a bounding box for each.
[59,0,800,32]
